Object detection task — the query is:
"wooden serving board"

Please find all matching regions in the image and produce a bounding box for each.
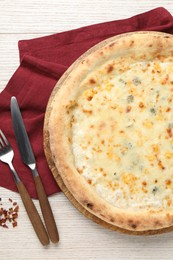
[43,33,173,236]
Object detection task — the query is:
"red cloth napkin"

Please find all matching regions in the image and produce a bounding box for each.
[1,7,173,199]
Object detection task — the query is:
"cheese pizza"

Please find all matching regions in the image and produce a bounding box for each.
[48,31,173,231]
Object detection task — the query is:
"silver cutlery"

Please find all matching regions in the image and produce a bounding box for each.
[0,129,49,246]
[11,96,59,244]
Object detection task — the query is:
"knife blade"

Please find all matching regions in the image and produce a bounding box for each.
[11,97,37,173]
[11,96,59,243]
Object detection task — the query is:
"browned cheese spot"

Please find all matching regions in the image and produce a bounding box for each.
[139,102,145,108]
[158,159,165,170]
[129,40,134,47]
[165,179,172,186]
[166,107,171,112]
[82,109,93,114]
[87,96,93,101]
[68,137,72,143]
[89,78,96,84]
[107,64,114,74]
[87,179,92,185]
[77,168,83,174]
[126,105,132,113]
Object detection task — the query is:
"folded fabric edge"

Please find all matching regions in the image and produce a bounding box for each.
[18,7,172,60]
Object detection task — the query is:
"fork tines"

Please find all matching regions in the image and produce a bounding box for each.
[0,129,9,148]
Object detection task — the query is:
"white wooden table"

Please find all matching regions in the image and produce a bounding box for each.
[1,1,173,259]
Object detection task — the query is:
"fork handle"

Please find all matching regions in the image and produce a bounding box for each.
[16,181,50,246]
[34,175,59,243]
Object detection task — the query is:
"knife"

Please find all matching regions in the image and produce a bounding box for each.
[11,96,59,244]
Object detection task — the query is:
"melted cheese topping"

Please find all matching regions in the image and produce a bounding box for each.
[70,56,173,211]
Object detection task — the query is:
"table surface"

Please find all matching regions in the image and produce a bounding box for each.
[1,1,173,259]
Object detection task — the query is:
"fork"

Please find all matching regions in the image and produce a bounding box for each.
[0,129,49,246]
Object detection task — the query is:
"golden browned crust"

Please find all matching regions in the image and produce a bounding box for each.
[48,31,173,232]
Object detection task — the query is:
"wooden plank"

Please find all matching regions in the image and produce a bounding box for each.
[0,0,172,34]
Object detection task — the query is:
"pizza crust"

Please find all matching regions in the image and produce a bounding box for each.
[48,31,173,231]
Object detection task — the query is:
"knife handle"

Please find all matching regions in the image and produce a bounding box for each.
[16,181,50,246]
[34,175,59,243]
